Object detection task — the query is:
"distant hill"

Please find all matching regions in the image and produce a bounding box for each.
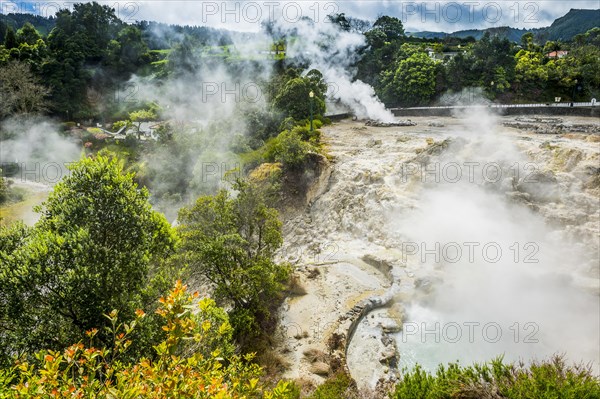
[408,9,599,42]
[539,8,600,41]
[0,14,235,49]
[0,13,56,37]
[2,8,598,46]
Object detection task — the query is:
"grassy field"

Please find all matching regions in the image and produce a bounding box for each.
[0,187,49,226]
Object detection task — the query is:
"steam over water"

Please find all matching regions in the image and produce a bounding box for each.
[295,111,600,389]
[393,159,599,372]
[378,111,598,377]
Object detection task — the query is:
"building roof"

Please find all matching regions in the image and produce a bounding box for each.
[546,51,569,58]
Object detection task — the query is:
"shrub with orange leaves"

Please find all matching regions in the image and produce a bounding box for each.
[0,281,297,399]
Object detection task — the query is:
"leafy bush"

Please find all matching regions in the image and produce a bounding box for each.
[0,281,297,398]
[177,179,289,344]
[0,173,8,204]
[290,124,321,145]
[273,77,326,122]
[307,371,358,399]
[392,356,600,399]
[0,155,177,364]
[0,178,25,205]
[61,121,77,130]
[264,129,314,170]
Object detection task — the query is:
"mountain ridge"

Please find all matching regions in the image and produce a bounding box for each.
[407,9,599,42]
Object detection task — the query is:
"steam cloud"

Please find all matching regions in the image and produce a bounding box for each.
[0,117,81,183]
[390,108,599,372]
[274,18,396,122]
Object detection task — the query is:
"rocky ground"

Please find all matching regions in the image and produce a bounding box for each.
[273,114,600,393]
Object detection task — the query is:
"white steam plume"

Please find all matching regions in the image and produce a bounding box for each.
[275,18,396,122]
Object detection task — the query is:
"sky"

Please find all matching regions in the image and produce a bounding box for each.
[2,0,599,32]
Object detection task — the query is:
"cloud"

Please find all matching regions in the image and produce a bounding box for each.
[7,0,599,33]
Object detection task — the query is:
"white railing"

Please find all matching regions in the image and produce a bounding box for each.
[392,102,594,110]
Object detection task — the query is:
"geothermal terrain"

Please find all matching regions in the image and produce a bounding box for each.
[274,113,600,392]
[3,112,599,394]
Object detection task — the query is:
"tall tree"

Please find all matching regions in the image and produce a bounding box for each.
[0,61,50,117]
[273,75,326,121]
[177,180,289,341]
[16,22,41,45]
[3,26,17,49]
[389,52,437,106]
[0,155,176,363]
[372,15,405,41]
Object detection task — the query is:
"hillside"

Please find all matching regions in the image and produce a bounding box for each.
[540,8,600,41]
[408,9,599,42]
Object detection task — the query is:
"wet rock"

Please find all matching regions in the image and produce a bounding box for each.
[367,138,382,147]
[379,347,398,368]
[516,170,560,202]
[366,119,417,127]
[506,191,532,203]
[381,335,394,346]
[415,277,434,293]
[505,119,600,134]
[586,135,600,142]
[303,348,326,363]
[309,362,330,376]
[515,116,563,124]
[428,121,445,127]
[414,138,452,163]
[379,319,402,334]
[584,165,600,176]
[361,254,394,276]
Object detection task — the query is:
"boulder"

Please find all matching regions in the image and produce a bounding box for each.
[309,362,330,376]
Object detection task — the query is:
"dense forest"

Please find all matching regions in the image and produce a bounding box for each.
[0,3,599,398]
[0,6,599,120]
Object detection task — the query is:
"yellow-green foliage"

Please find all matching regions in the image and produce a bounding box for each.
[307,372,358,399]
[0,281,296,398]
[392,357,600,399]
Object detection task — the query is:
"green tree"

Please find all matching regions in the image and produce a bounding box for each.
[514,49,548,98]
[372,15,405,41]
[471,33,516,89]
[520,32,535,51]
[568,44,600,99]
[68,1,122,61]
[16,22,41,45]
[264,128,313,170]
[167,36,200,76]
[543,40,561,54]
[0,60,50,117]
[445,52,478,92]
[42,2,125,118]
[355,17,405,90]
[0,21,6,44]
[43,9,89,118]
[0,155,177,364]
[326,13,351,31]
[106,25,149,75]
[389,52,437,106]
[3,26,17,49]
[0,174,6,205]
[177,180,289,342]
[273,77,326,121]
